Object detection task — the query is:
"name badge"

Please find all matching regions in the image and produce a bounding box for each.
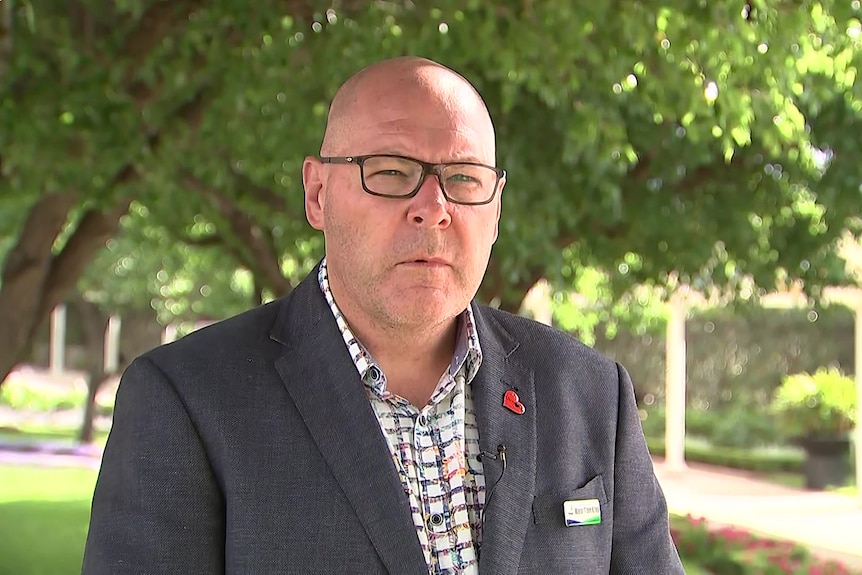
[563,498,601,526]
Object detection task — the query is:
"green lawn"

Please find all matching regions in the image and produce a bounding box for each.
[0,424,109,447]
[0,465,98,575]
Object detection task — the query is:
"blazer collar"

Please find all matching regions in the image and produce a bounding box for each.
[269,268,537,575]
[270,267,427,574]
[470,303,537,575]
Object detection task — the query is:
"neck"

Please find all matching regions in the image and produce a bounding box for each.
[353,314,458,375]
[342,305,460,407]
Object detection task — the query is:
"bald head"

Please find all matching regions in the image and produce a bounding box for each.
[320,56,495,160]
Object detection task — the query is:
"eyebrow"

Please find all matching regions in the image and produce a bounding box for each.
[363,150,491,164]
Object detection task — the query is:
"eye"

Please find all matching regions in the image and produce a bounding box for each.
[372,169,410,177]
[364,157,420,179]
[448,172,481,184]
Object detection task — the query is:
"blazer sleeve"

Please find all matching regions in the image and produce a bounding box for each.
[82,356,225,574]
[609,363,684,574]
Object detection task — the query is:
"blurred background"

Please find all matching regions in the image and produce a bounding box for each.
[0,1,860,573]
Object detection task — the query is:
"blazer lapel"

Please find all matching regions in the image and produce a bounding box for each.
[270,271,427,574]
[471,305,537,575]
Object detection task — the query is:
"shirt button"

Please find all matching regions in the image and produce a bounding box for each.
[417,414,428,426]
[368,366,381,381]
[429,513,444,527]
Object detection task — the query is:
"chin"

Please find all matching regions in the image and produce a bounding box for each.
[392,293,466,325]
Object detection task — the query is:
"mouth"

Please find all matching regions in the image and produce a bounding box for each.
[402,257,449,266]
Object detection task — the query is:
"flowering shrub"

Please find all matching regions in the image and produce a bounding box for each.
[671,514,858,574]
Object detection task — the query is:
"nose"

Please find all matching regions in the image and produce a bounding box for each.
[406,174,452,228]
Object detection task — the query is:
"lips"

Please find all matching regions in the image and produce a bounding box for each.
[408,257,448,265]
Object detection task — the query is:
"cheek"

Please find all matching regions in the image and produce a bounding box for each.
[326,199,392,257]
[470,214,499,248]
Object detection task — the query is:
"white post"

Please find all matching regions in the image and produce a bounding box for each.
[104,315,122,373]
[50,304,67,375]
[162,323,178,345]
[855,292,862,507]
[665,288,688,472]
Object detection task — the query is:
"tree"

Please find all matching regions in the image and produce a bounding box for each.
[2,1,861,386]
[79,202,274,325]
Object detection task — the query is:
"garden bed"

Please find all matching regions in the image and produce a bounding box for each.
[671,514,861,574]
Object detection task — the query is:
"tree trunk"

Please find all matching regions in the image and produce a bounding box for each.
[0,3,240,388]
[477,257,546,315]
[0,192,80,384]
[79,368,104,445]
[0,0,13,82]
[71,297,108,445]
[0,195,131,388]
[495,295,525,314]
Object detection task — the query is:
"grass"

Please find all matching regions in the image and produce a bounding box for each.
[0,424,109,448]
[0,466,98,575]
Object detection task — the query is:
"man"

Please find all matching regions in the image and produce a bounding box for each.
[83,56,683,574]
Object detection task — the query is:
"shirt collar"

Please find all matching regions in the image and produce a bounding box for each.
[318,257,483,384]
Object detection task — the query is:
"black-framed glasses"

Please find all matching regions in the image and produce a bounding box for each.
[320,154,505,206]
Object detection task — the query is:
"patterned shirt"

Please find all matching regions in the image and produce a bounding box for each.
[318,258,486,574]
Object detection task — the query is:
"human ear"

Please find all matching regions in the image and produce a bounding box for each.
[303,156,325,231]
[492,176,505,243]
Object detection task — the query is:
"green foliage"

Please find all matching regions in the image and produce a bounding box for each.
[641,405,785,448]
[2,0,862,326]
[769,367,857,438]
[709,407,787,448]
[0,376,87,413]
[594,303,855,411]
[79,203,266,324]
[552,264,669,345]
[645,436,805,473]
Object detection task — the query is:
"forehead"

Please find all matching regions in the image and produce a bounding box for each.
[355,117,493,164]
[342,72,496,163]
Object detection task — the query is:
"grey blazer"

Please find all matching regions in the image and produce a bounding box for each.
[83,265,683,574]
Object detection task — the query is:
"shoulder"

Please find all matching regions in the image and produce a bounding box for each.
[476,304,609,360]
[475,304,620,376]
[144,298,287,371]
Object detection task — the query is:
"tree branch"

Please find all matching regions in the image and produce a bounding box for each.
[0,191,80,380]
[67,0,96,45]
[230,168,286,213]
[181,172,292,295]
[0,0,13,81]
[1,192,79,283]
[176,229,267,284]
[35,196,134,328]
[478,258,547,312]
[120,0,205,86]
[179,232,225,248]
[145,83,215,151]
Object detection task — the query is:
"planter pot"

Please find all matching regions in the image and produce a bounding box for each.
[796,437,851,490]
